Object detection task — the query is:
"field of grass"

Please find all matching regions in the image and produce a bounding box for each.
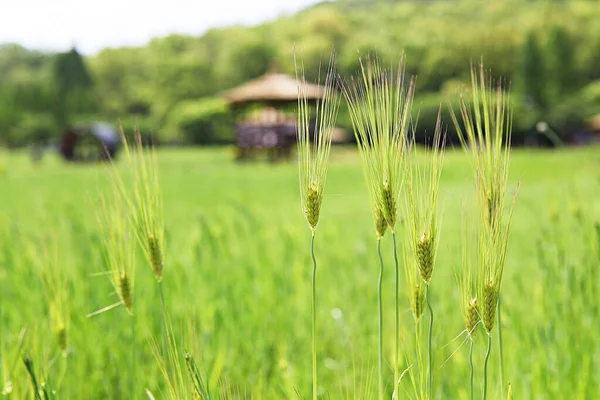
[0,145,599,399]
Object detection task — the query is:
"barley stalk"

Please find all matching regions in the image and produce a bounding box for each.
[450,62,518,400]
[392,230,400,394]
[343,54,414,399]
[114,128,168,362]
[376,238,384,400]
[22,357,43,400]
[150,317,197,399]
[426,284,433,400]
[482,334,492,400]
[404,110,444,399]
[457,204,480,399]
[295,51,340,400]
[497,295,504,396]
[311,234,318,400]
[469,339,475,400]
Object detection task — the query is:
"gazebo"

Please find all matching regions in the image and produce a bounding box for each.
[223,66,326,161]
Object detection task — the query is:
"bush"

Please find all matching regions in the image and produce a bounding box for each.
[164,97,233,145]
[412,92,466,148]
[115,116,161,144]
[8,112,59,146]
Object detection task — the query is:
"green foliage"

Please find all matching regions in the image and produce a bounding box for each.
[12,113,59,143]
[3,0,600,146]
[0,147,598,398]
[164,98,232,144]
[548,26,578,98]
[518,31,549,112]
[53,48,94,129]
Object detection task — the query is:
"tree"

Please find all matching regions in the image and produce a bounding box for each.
[518,31,549,112]
[53,47,93,129]
[548,26,577,99]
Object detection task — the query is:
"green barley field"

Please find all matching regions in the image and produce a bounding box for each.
[0,145,599,399]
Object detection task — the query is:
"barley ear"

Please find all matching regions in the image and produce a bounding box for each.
[481,280,498,334]
[381,182,396,229]
[416,233,434,283]
[466,297,479,338]
[119,272,134,315]
[375,205,387,239]
[294,51,340,233]
[412,283,425,323]
[148,235,164,279]
[306,183,322,231]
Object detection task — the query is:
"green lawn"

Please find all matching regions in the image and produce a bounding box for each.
[0,145,598,399]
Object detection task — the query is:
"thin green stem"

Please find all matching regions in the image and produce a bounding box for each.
[426,284,433,400]
[55,351,68,394]
[131,313,136,399]
[469,339,474,400]
[311,233,317,400]
[497,295,504,399]
[415,321,423,398]
[377,238,384,400]
[23,357,43,400]
[158,280,167,361]
[482,334,492,400]
[392,232,399,398]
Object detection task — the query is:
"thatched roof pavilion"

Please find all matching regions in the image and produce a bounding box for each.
[223,66,325,106]
[222,65,343,162]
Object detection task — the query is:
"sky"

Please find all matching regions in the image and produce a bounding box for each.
[0,0,321,55]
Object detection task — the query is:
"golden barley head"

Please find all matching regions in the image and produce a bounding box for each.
[416,232,434,283]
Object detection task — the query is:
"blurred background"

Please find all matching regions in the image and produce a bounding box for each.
[1,0,600,159]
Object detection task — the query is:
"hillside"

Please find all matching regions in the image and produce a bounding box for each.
[1,0,600,146]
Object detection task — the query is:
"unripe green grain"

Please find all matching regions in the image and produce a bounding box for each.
[55,325,67,353]
[381,182,396,228]
[412,283,424,322]
[147,235,163,279]
[466,297,479,338]
[416,233,434,283]
[482,280,497,334]
[119,272,133,314]
[375,207,387,239]
[306,183,322,231]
